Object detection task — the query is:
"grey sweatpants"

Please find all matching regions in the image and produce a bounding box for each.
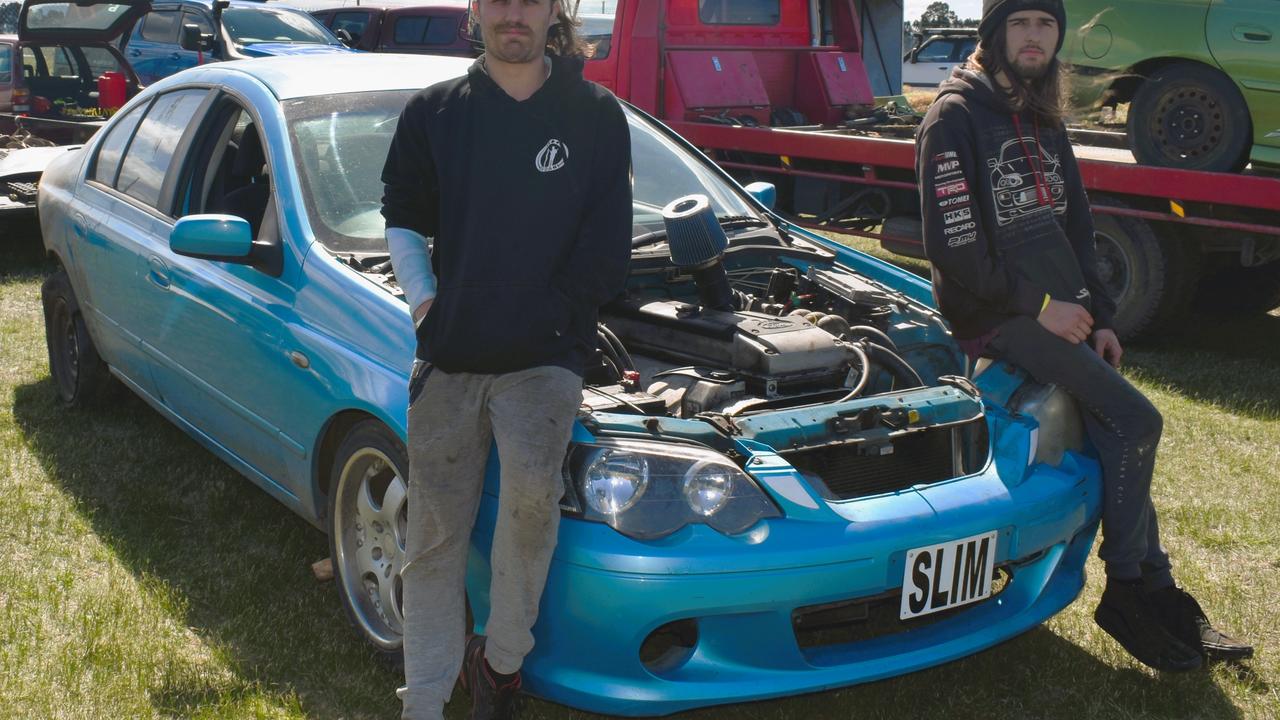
[986,315,1174,588]
[398,364,583,720]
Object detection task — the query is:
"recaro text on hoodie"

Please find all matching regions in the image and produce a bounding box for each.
[381,55,633,375]
[916,67,1115,344]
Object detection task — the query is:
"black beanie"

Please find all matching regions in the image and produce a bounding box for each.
[979,0,1067,53]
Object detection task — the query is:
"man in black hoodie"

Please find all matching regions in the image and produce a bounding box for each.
[917,0,1251,673]
[381,1,631,717]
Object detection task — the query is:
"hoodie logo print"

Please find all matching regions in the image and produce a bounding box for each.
[536,139,568,173]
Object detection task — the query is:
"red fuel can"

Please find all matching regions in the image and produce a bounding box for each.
[97,72,127,110]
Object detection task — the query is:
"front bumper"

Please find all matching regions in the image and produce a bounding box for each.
[469,452,1102,716]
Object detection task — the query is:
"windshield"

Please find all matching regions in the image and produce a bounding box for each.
[284,90,762,254]
[223,7,335,46]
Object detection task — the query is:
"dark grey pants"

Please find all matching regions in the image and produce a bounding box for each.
[987,316,1174,588]
[398,365,583,720]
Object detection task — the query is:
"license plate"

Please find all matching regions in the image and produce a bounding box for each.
[900,531,998,620]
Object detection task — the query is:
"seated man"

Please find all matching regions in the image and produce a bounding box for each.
[916,0,1252,671]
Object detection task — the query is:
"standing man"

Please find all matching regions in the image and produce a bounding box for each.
[380,0,631,717]
[917,0,1252,673]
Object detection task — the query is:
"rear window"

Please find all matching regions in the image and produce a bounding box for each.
[698,0,779,25]
[0,44,11,84]
[392,15,457,46]
[116,89,208,209]
[24,2,134,32]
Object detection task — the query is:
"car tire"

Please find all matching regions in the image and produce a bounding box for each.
[1090,199,1198,340]
[1127,62,1252,173]
[41,268,112,407]
[1195,259,1280,315]
[328,419,410,661]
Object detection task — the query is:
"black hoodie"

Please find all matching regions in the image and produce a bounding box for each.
[916,67,1115,343]
[381,55,632,374]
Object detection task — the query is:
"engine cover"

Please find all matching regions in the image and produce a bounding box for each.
[602,300,850,379]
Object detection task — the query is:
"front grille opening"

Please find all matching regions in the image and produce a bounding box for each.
[639,619,699,675]
[783,416,989,501]
[793,565,1012,649]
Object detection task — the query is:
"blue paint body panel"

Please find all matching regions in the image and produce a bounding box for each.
[39,54,1104,716]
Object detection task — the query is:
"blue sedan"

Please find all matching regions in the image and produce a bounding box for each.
[38,53,1102,716]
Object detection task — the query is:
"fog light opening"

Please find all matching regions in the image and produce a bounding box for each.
[639,619,698,675]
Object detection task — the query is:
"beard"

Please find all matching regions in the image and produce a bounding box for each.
[1011,53,1051,81]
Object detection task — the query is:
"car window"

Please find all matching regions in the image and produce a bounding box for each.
[140,10,180,43]
[23,2,134,33]
[182,10,214,35]
[0,44,12,84]
[916,38,958,63]
[222,8,334,45]
[332,11,369,43]
[116,89,208,209]
[82,46,125,77]
[580,13,614,59]
[698,0,779,25]
[92,101,148,186]
[392,16,455,46]
[957,37,977,60]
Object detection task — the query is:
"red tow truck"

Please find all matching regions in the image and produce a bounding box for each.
[583,0,1280,340]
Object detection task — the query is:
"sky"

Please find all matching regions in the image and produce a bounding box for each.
[904,0,984,23]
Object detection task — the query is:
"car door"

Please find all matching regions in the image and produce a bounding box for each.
[903,36,959,86]
[0,41,13,111]
[125,7,184,84]
[131,94,309,493]
[1205,0,1280,150]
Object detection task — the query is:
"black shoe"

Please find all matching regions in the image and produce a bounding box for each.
[459,634,522,720]
[1145,585,1254,662]
[1094,579,1203,672]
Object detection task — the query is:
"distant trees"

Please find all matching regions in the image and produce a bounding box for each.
[918,2,959,29]
[0,2,20,34]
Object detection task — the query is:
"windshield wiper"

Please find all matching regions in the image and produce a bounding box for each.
[632,214,770,248]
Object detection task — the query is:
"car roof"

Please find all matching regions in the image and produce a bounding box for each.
[189,52,471,99]
[151,0,314,10]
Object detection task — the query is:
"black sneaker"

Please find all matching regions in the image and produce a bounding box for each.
[1145,585,1254,662]
[1094,579,1203,672]
[459,634,522,720]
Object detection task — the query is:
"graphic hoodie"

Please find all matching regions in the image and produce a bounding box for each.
[916,67,1115,344]
[381,55,632,374]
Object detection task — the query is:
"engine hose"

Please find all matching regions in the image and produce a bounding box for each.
[596,329,625,375]
[597,323,636,372]
[836,342,872,403]
[846,325,897,352]
[599,352,624,383]
[865,341,924,389]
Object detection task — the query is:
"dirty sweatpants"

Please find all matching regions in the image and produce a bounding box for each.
[398,364,583,720]
[985,315,1174,588]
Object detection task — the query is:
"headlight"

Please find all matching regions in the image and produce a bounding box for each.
[562,439,780,540]
[1011,382,1085,466]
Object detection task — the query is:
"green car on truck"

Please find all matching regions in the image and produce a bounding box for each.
[1063,0,1279,173]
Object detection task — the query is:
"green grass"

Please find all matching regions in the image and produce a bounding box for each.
[1,226,1277,719]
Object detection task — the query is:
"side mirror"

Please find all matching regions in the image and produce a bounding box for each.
[744,181,777,210]
[180,23,214,52]
[171,215,253,261]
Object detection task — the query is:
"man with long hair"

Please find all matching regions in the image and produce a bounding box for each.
[916,0,1252,673]
[381,1,630,717]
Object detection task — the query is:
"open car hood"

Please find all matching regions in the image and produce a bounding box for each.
[19,0,152,44]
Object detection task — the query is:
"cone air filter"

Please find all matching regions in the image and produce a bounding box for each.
[662,194,727,268]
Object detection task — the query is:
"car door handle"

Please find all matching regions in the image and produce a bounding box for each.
[129,49,141,57]
[1233,25,1272,43]
[147,255,171,289]
[170,52,181,59]
[72,212,86,237]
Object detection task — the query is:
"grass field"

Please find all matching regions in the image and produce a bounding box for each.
[1,221,1277,719]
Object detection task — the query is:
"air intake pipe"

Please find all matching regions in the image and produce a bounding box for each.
[662,194,733,312]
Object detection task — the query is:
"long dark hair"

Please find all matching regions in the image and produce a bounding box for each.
[546,1,594,58]
[968,24,1068,126]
